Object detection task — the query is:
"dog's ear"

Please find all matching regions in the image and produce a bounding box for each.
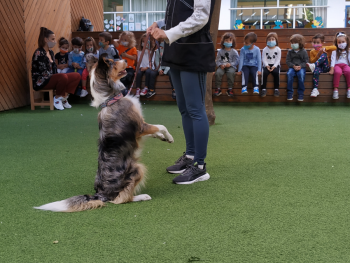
[102,57,114,68]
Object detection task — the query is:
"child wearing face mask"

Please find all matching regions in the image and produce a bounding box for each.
[307,34,336,98]
[67,37,85,95]
[98,32,120,61]
[261,32,281,98]
[80,37,99,98]
[286,34,309,101]
[237,32,262,95]
[214,32,239,97]
[329,32,350,99]
[55,37,70,73]
[114,31,137,90]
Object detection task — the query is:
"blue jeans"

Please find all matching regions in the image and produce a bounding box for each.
[169,68,209,165]
[67,68,83,95]
[287,68,306,96]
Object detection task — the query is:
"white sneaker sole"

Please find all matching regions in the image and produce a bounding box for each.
[167,169,186,174]
[175,173,210,185]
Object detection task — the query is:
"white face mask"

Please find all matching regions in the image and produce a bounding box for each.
[121,41,129,47]
[338,43,347,50]
[73,48,81,54]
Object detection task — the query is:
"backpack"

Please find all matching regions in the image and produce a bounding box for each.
[79,17,91,31]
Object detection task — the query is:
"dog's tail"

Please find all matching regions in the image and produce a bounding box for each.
[34,194,107,212]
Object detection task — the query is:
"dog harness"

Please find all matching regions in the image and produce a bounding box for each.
[99,93,124,108]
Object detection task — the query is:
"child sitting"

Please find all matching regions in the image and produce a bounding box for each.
[67,37,85,95]
[214,32,239,97]
[286,34,309,101]
[237,32,261,95]
[307,33,336,98]
[261,32,281,97]
[98,32,120,61]
[55,37,69,74]
[81,37,99,98]
[135,34,157,98]
[114,31,137,89]
[155,40,176,99]
[329,32,350,99]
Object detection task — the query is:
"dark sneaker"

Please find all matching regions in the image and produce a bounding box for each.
[172,89,176,99]
[274,89,280,97]
[145,90,156,98]
[166,153,193,174]
[298,94,304,102]
[172,163,210,185]
[214,88,222,97]
[260,89,267,97]
[287,94,293,101]
[226,88,234,97]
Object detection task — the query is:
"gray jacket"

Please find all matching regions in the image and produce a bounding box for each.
[286,49,309,68]
[216,48,239,70]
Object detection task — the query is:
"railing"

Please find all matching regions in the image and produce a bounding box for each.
[229,5,329,29]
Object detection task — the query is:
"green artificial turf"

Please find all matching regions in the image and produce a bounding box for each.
[1,101,350,263]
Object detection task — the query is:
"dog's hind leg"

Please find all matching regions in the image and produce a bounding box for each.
[140,123,174,143]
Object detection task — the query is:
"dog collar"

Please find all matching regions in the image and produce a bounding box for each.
[100,93,124,108]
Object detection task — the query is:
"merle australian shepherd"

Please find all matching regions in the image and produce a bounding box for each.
[34,54,174,212]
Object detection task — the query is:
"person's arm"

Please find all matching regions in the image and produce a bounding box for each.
[309,50,318,63]
[262,47,268,67]
[300,49,308,68]
[68,52,73,67]
[286,50,294,68]
[163,66,170,75]
[238,49,244,72]
[230,49,239,69]
[256,47,262,72]
[326,45,337,52]
[79,52,86,68]
[330,51,336,68]
[164,0,211,45]
[273,47,281,68]
[216,50,223,67]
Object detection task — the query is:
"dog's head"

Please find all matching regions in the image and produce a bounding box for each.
[90,54,127,108]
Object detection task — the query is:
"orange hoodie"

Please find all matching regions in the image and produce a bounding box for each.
[309,45,336,64]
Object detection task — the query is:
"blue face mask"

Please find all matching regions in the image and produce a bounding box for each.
[99,41,105,48]
[267,41,276,47]
[243,44,252,50]
[223,42,232,47]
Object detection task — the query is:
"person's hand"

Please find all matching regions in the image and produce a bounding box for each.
[147,22,158,34]
[318,49,323,56]
[270,66,276,72]
[220,65,225,69]
[266,65,270,71]
[322,48,327,53]
[159,70,164,75]
[121,52,126,58]
[236,71,242,75]
[293,65,299,71]
[329,67,334,75]
[113,39,119,48]
[225,63,231,68]
[141,67,148,71]
[151,28,168,42]
[63,64,69,69]
[258,71,261,76]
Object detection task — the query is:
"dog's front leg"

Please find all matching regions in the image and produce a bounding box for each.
[140,123,174,143]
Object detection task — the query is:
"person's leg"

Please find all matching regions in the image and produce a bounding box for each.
[215,67,225,89]
[333,64,342,89]
[44,74,68,97]
[179,71,209,165]
[241,66,249,91]
[144,68,152,88]
[250,66,258,87]
[65,73,81,95]
[315,53,328,68]
[81,68,89,90]
[296,68,306,96]
[135,69,144,89]
[148,69,158,91]
[312,67,321,89]
[169,68,195,157]
[226,67,236,89]
[61,67,69,74]
[261,66,270,90]
[287,68,296,97]
[342,64,350,88]
[271,65,280,90]
[168,73,176,99]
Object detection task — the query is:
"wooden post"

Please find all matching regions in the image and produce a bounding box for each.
[206,0,221,126]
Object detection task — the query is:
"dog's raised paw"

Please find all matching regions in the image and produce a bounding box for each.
[133,194,152,202]
[167,134,174,143]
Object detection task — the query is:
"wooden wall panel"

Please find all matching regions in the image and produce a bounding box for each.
[0,0,27,111]
[71,0,104,32]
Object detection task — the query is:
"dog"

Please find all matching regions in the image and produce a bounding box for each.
[34,54,174,212]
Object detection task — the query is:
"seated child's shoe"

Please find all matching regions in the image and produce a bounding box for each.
[172,89,176,100]
[310,88,319,97]
[253,87,259,94]
[297,94,304,102]
[62,99,72,108]
[260,89,267,97]
[333,90,339,100]
[274,89,280,97]
[241,87,248,94]
[140,87,148,96]
[135,88,141,98]
[145,90,156,98]
[226,88,234,97]
[214,88,222,97]
[306,63,315,73]
[53,97,64,110]
[347,89,350,99]
[287,94,293,101]
[80,89,89,98]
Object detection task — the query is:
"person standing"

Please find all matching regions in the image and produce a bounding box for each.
[147,0,215,184]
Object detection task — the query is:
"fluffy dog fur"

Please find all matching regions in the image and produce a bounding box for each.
[34,54,174,212]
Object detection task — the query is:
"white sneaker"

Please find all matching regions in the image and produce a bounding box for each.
[140,87,148,96]
[62,100,72,108]
[307,63,315,73]
[347,90,350,99]
[333,90,339,100]
[135,88,140,98]
[53,97,64,110]
[80,89,89,97]
[310,88,319,97]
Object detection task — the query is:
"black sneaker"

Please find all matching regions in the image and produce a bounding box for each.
[226,88,234,97]
[145,90,156,98]
[274,89,280,97]
[214,88,222,97]
[166,152,193,174]
[260,89,267,97]
[172,163,210,185]
[172,89,176,100]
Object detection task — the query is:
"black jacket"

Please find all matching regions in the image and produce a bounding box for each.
[162,0,216,73]
[286,49,309,68]
[32,48,57,90]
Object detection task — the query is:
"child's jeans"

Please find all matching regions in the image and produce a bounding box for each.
[136,69,158,91]
[262,64,280,90]
[313,53,330,89]
[333,63,350,88]
[215,66,236,89]
[241,65,258,88]
[287,67,306,96]
[57,68,69,74]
